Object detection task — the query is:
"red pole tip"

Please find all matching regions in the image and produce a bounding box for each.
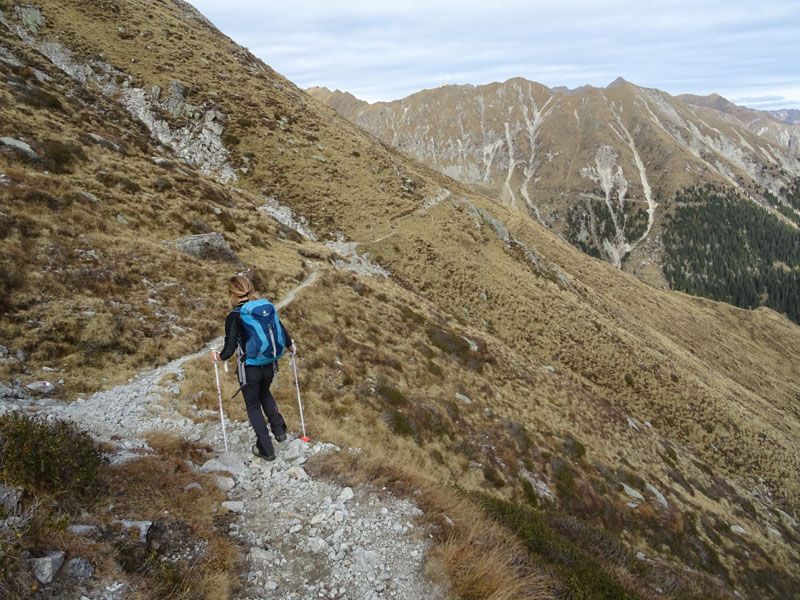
[301,436,310,442]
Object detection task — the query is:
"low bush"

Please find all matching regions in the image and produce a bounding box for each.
[41,139,85,173]
[376,378,407,406]
[15,85,62,111]
[385,409,414,437]
[0,412,102,504]
[478,493,643,600]
[483,464,505,488]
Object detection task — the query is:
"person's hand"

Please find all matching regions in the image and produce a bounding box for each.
[211,350,221,362]
[288,344,297,355]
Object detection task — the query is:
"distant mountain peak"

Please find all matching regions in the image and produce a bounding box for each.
[606,76,628,89]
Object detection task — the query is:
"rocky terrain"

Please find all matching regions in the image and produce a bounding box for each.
[1,327,446,600]
[2,1,800,598]
[678,93,800,152]
[308,79,800,281]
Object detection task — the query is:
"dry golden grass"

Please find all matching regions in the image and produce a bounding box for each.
[2,1,800,597]
[143,429,213,461]
[95,455,243,598]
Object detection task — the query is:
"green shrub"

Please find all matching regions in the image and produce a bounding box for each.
[399,304,425,325]
[426,325,470,355]
[477,493,643,600]
[483,464,505,488]
[426,359,442,377]
[0,412,102,503]
[521,479,539,506]
[550,457,577,498]
[0,259,24,312]
[376,379,407,406]
[386,409,413,437]
[95,171,140,192]
[41,139,85,173]
[563,435,586,461]
[221,133,240,146]
[16,85,62,110]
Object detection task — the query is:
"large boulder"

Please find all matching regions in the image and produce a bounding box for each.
[173,232,240,264]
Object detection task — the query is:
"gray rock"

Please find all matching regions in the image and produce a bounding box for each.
[174,232,240,264]
[0,484,22,513]
[283,439,306,461]
[455,392,471,405]
[86,133,120,152]
[338,487,354,504]
[66,557,94,579]
[621,483,644,502]
[222,501,244,513]
[0,345,7,356]
[0,137,38,159]
[29,550,65,584]
[731,524,747,535]
[0,381,16,399]
[216,452,248,476]
[163,81,186,116]
[15,6,45,35]
[645,483,669,509]
[114,519,152,541]
[78,191,99,204]
[248,547,274,563]
[308,536,329,553]
[183,482,202,491]
[0,47,22,68]
[213,475,235,492]
[16,349,25,362]
[2,515,30,530]
[354,547,379,573]
[200,453,247,478]
[26,381,55,394]
[286,466,309,480]
[68,524,99,536]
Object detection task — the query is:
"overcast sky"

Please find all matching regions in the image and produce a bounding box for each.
[188,0,800,110]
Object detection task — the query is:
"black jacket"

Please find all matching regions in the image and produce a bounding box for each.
[219,301,293,362]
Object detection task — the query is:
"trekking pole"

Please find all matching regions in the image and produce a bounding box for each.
[213,354,229,453]
[291,351,309,442]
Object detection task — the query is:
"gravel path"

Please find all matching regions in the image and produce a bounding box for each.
[0,274,448,600]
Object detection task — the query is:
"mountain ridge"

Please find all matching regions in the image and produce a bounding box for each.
[308,77,800,314]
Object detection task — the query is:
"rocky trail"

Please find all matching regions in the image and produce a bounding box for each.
[0,273,447,600]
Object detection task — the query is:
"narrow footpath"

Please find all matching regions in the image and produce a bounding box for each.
[2,269,447,600]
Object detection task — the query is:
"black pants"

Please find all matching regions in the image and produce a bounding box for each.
[241,364,286,456]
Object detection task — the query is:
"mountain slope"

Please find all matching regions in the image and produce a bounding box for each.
[678,93,800,152]
[308,80,800,292]
[1,2,800,598]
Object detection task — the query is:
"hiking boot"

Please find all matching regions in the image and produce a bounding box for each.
[275,433,287,442]
[252,445,276,461]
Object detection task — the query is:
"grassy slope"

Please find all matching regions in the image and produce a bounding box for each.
[1,0,799,597]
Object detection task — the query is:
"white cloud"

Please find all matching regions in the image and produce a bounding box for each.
[188,0,800,109]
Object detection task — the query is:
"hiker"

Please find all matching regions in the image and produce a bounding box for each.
[211,275,295,461]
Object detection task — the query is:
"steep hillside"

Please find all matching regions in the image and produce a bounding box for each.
[2,2,800,598]
[679,93,800,152]
[308,80,800,303]
[768,108,800,125]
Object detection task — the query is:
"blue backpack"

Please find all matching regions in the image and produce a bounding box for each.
[233,299,286,366]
